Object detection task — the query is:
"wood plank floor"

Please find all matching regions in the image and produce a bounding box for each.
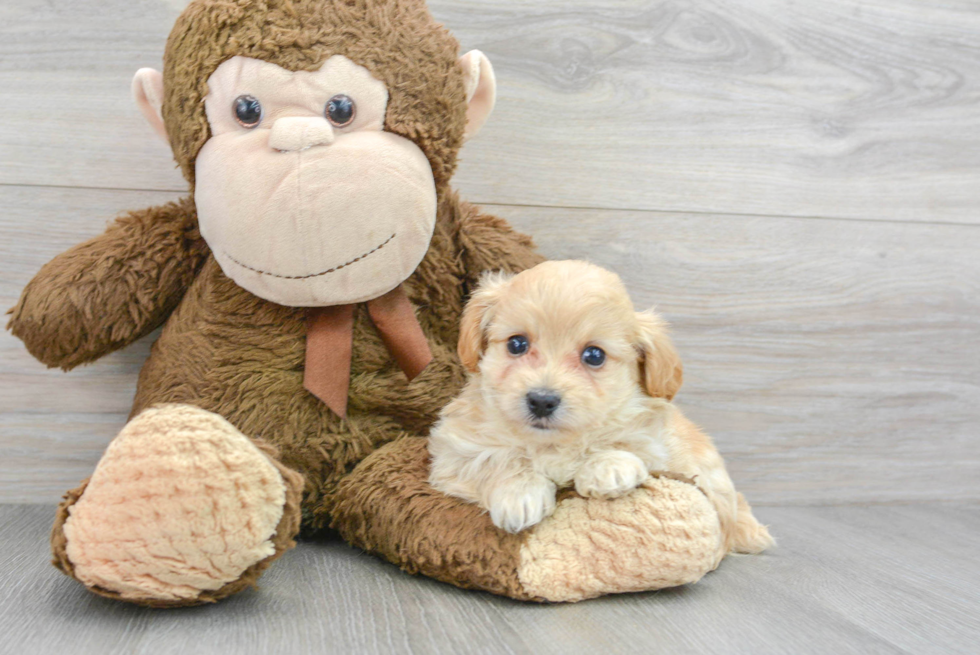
[1,504,977,654]
[2,187,978,504]
[3,0,980,223]
[2,1,979,505]
[1,0,979,651]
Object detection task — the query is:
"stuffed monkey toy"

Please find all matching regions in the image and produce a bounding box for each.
[8,0,723,606]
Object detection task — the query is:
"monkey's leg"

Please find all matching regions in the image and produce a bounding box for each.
[51,404,303,607]
[332,437,725,602]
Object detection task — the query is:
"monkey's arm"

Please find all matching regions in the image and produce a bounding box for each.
[456,201,545,284]
[7,197,208,370]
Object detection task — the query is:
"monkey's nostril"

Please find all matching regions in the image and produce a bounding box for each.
[526,390,561,419]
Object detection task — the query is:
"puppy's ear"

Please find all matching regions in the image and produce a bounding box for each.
[634,311,683,400]
[458,272,513,372]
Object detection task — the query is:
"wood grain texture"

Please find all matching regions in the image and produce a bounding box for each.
[2,1,977,647]
[2,185,978,504]
[498,204,980,505]
[2,0,979,222]
[1,504,977,654]
[0,187,176,503]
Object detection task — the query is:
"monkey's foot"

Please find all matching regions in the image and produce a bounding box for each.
[51,404,304,607]
[332,437,724,603]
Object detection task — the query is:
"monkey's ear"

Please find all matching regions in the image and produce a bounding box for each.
[458,271,513,372]
[132,68,168,143]
[634,311,683,401]
[458,50,496,142]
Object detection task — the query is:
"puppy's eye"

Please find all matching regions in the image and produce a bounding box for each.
[234,95,263,128]
[326,94,356,127]
[582,346,606,368]
[506,335,529,356]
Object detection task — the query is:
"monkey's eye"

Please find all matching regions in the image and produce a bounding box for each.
[582,346,606,368]
[325,94,356,127]
[507,335,529,356]
[233,95,263,128]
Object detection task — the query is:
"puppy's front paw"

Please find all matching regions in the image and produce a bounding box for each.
[575,451,649,499]
[487,477,557,533]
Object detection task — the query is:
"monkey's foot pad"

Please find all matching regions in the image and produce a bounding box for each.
[51,404,303,607]
[332,437,724,602]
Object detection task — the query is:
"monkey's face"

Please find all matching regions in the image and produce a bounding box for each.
[194,55,437,307]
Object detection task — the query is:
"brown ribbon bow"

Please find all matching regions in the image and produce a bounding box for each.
[303,284,432,418]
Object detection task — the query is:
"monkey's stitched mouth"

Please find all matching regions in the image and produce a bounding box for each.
[223,233,396,280]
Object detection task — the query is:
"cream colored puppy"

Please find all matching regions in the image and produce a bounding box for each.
[428,260,773,556]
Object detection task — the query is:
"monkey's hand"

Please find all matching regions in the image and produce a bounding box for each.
[7,197,208,370]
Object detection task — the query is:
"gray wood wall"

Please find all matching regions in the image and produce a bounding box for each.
[1,0,977,505]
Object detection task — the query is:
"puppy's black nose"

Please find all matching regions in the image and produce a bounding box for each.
[526,390,561,418]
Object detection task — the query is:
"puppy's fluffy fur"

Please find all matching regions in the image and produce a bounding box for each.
[428,260,773,555]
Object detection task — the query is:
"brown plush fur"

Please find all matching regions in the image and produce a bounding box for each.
[332,436,536,600]
[8,0,541,538]
[163,0,468,190]
[332,436,722,602]
[127,191,541,531]
[28,195,540,600]
[9,0,726,605]
[7,0,542,604]
[8,197,208,370]
[13,190,540,535]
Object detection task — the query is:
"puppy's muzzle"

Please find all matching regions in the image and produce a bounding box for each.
[526,390,561,419]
